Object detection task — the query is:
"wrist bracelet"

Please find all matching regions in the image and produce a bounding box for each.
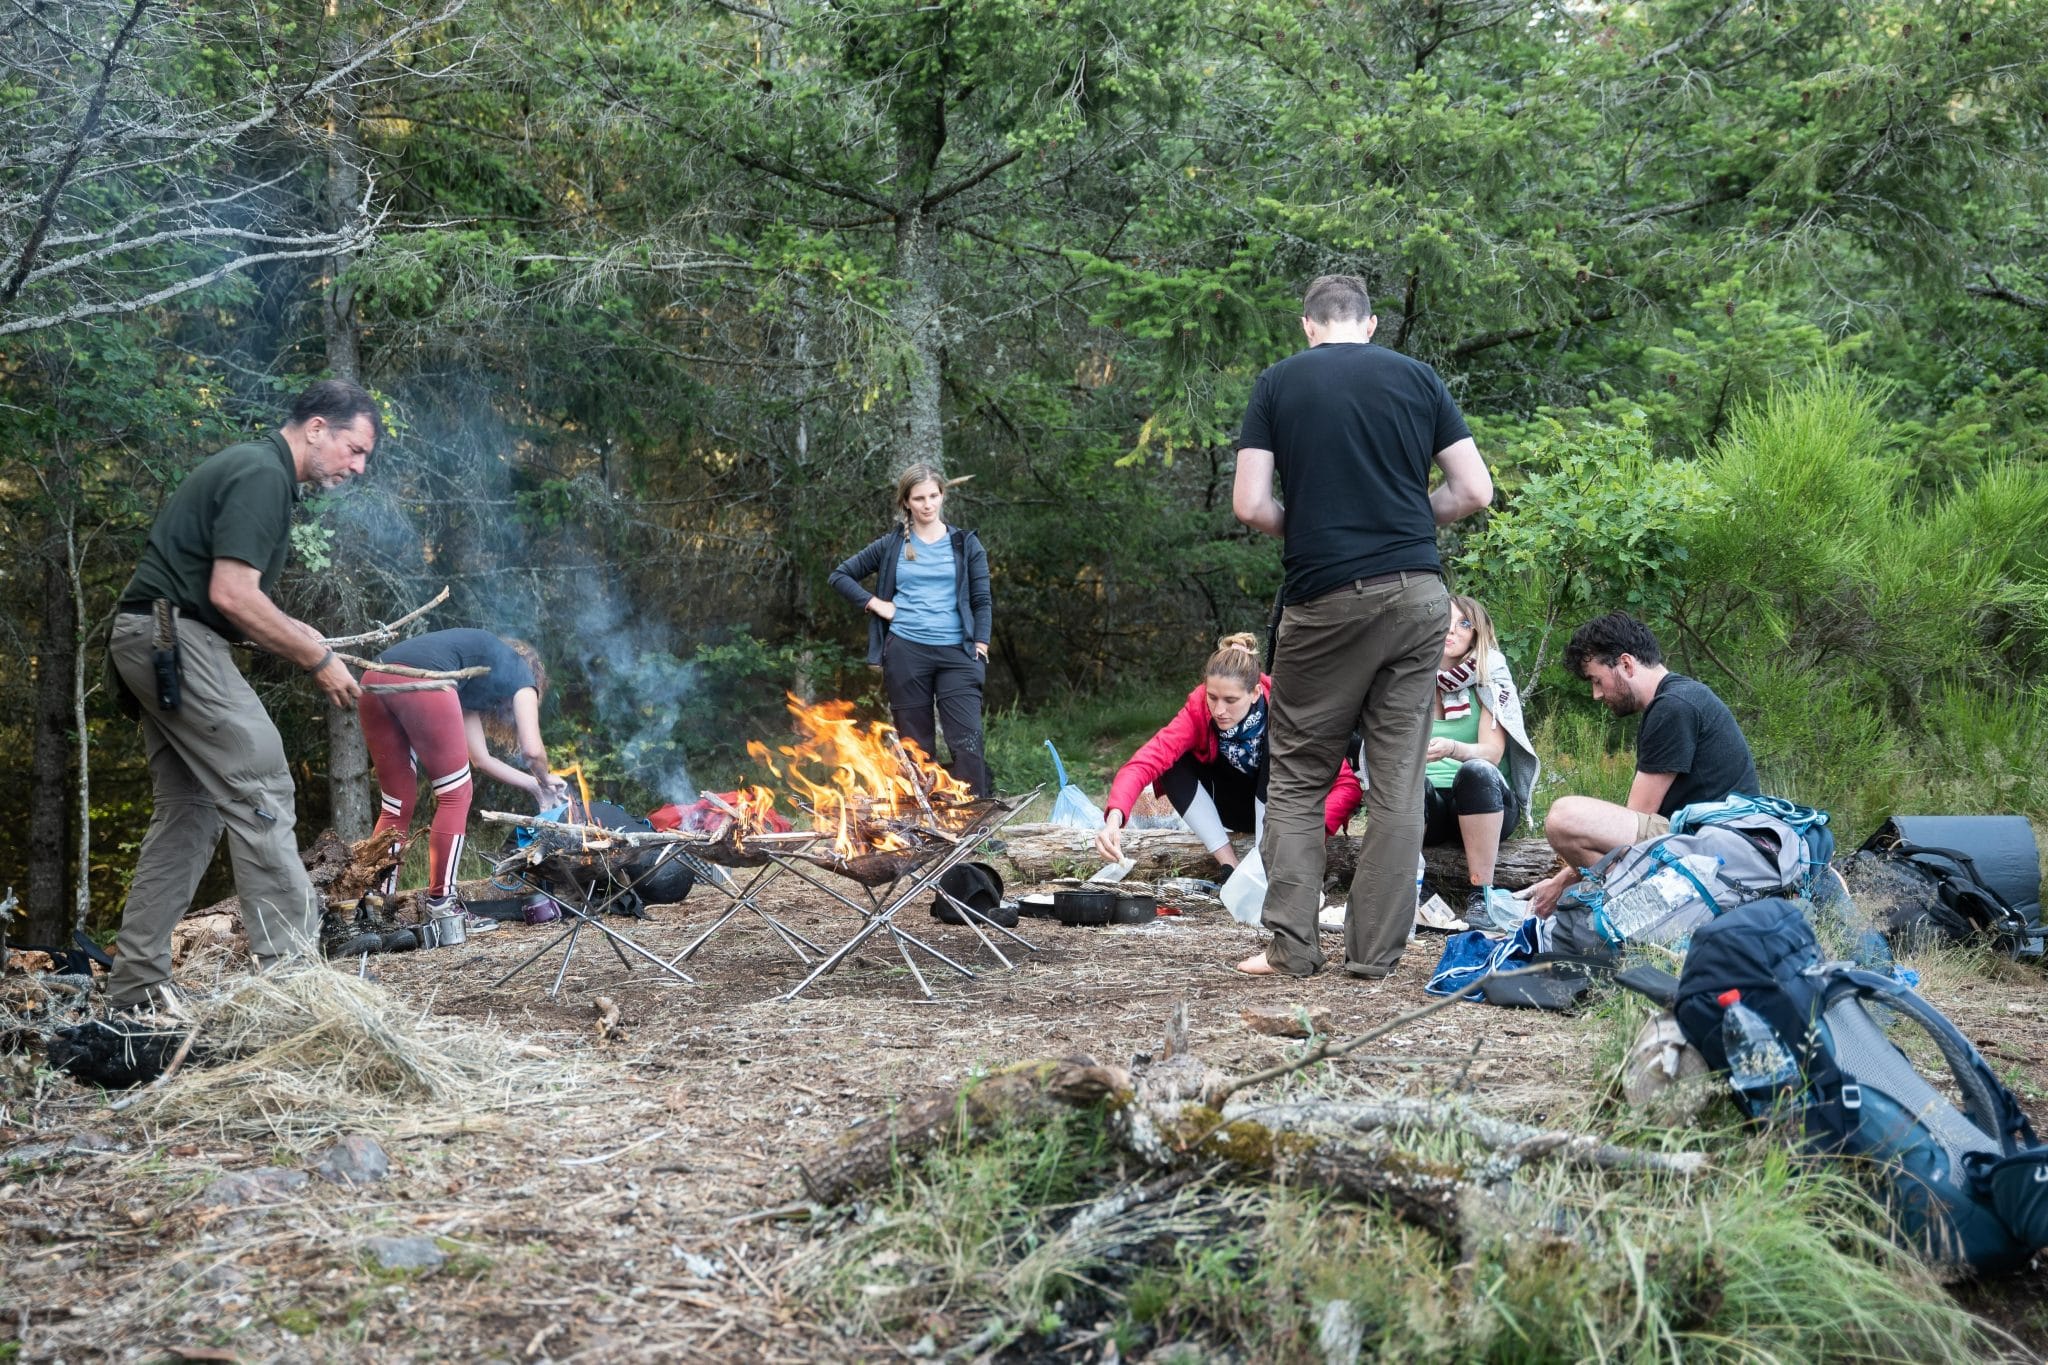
[308,648,335,674]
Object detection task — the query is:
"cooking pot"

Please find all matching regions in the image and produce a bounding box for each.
[1110,891,1156,924]
[1052,888,1115,926]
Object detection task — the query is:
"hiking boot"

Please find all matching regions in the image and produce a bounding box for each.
[103,989,192,1031]
[423,893,497,935]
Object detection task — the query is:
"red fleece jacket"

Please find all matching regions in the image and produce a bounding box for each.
[1103,676,1363,835]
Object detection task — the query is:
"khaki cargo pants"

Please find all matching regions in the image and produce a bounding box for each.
[108,612,320,1008]
[1259,571,1449,977]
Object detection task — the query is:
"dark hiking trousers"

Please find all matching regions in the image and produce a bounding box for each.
[882,637,991,797]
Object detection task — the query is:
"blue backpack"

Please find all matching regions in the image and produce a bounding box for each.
[1675,899,2048,1272]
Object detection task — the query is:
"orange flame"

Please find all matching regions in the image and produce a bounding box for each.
[746,694,971,856]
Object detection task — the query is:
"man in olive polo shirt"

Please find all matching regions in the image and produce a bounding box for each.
[105,380,375,1014]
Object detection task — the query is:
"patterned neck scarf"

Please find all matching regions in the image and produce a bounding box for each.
[1216,694,1267,775]
[1437,658,1478,720]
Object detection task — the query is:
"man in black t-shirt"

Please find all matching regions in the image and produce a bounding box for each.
[105,380,378,1015]
[1525,612,1761,918]
[1232,275,1494,978]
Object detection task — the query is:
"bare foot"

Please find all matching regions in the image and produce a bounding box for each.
[1234,951,1277,976]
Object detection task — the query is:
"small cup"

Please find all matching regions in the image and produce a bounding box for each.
[430,912,466,947]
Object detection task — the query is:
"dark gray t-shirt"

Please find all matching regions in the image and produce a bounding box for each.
[118,432,299,636]
[1237,342,1471,604]
[1637,673,1760,815]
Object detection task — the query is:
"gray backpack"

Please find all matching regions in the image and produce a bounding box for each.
[1563,801,1824,949]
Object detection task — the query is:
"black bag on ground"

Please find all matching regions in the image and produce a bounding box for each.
[1842,815,2042,959]
[1477,953,1612,1010]
[47,1019,199,1088]
[930,862,1016,928]
[1675,897,2048,1272]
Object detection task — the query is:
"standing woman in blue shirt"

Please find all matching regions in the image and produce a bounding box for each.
[830,463,993,796]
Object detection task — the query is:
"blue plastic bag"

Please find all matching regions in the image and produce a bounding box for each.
[1044,741,1103,830]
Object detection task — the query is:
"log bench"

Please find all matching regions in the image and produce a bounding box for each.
[987,821,1558,892]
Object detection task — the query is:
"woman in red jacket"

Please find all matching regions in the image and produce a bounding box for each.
[1092,633,1361,875]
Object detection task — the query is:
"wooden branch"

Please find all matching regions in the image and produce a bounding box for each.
[1232,1099,1707,1176]
[338,654,486,680]
[1207,977,1495,1107]
[797,1005,1708,1229]
[1449,304,1620,358]
[1965,276,2048,311]
[476,811,817,848]
[797,1058,1091,1205]
[923,147,1025,209]
[361,680,456,693]
[320,586,450,647]
[0,242,369,336]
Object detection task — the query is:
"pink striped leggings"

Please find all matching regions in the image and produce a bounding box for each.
[359,672,473,898]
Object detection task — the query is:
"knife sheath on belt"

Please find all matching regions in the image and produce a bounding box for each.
[151,599,181,711]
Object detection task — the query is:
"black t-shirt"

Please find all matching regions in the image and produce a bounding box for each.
[1636,674,1761,815]
[378,629,537,714]
[1237,342,1471,604]
[118,432,299,636]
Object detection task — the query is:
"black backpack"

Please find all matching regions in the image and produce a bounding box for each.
[1675,898,2048,1272]
[1841,815,2043,960]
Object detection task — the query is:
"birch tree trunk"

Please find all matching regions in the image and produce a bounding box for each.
[68,525,93,935]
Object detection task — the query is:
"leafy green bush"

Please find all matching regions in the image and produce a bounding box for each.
[1454,410,1720,701]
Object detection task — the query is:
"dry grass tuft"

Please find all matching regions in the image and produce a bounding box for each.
[139,958,576,1150]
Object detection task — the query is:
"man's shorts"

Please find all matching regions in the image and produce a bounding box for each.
[1635,811,1671,844]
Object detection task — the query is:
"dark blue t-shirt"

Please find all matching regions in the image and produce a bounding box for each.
[379,629,536,714]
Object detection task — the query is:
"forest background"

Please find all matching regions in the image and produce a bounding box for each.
[4,0,2047,947]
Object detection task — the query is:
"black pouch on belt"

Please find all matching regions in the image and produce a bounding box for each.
[151,599,182,711]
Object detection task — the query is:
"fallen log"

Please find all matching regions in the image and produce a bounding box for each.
[796,997,1704,1235]
[989,821,1557,890]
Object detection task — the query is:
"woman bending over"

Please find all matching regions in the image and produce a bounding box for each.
[1093,633,1361,872]
[361,628,569,922]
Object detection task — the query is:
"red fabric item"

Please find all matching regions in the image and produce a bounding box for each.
[1103,675,1363,835]
[656,793,793,835]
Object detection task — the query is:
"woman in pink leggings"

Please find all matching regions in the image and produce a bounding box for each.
[360,629,568,921]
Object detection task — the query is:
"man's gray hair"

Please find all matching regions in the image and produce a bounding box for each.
[1302,275,1373,325]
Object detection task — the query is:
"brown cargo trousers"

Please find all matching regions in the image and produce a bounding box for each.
[108,611,321,1009]
[1258,571,1449,976]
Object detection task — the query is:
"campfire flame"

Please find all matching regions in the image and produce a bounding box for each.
[745,694,972,857]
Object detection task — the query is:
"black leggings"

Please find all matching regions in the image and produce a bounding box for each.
[1421,758,1520,847]
[882,637,990,796]
[1154,750,1266,843]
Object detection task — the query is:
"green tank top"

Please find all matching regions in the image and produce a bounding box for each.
[1427,706,1481,789]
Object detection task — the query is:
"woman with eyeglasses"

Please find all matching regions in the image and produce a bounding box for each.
[1413,595,1540,929]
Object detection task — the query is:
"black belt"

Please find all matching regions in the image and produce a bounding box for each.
[117,605,219,639]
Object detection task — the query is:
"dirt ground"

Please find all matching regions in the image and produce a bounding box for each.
[6,869,2048,1363]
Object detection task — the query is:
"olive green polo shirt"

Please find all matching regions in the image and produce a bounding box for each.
[118,431,301,637]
